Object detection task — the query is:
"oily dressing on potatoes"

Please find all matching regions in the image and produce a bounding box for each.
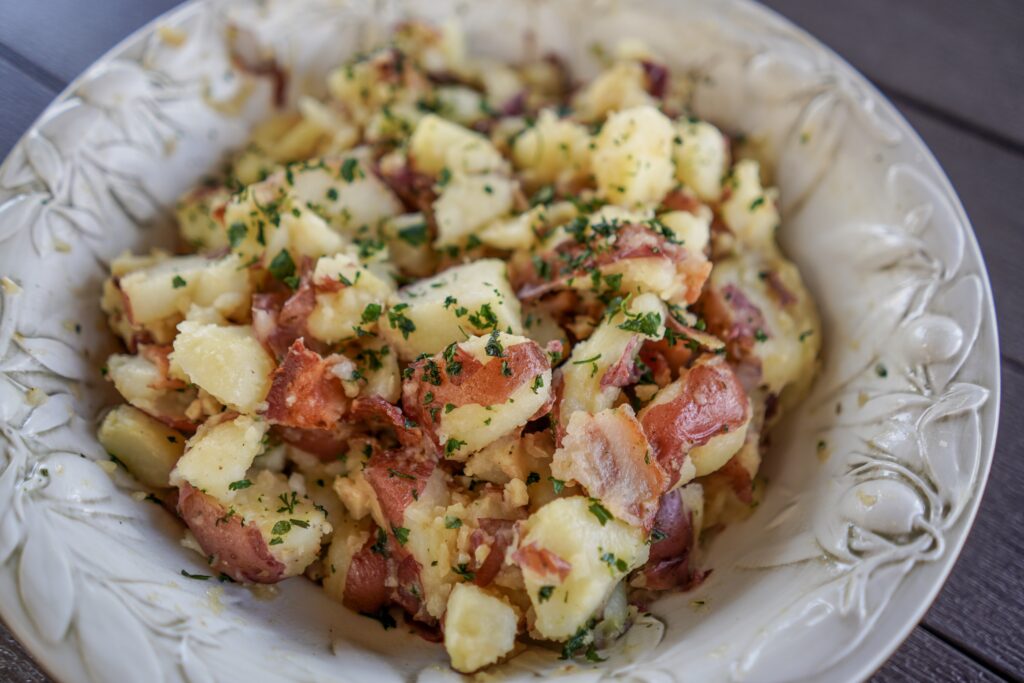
[96,21,820,674]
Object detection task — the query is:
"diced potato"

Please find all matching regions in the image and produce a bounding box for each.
[688,421,750,477]
[707,255,819,397]
[572,61,655,123]
[170,414,268,499]
[518,497,648,639]
[672,119,729,202]
[479,201,577,252]
[171,322,274,413]
[409,114,506,176]
[98,405,185,488]
[444,583,518,673]
[658,209,712,255]
[106,353,194,420]
[593,106,675,208]
[380,259,523,360]
[176,185,230,251]
[511,109,591,189]
[380,212,438,278]
[401,468,458,617]
[465,434,550,485]
[281,205,346,259]
[306,252,396,343]
[438,334,552,459]
[433,86,487,126]
[433,173,515,247]
[351,340,401,403]
[288,152,404,235]
[720,160,779,247]
[559,293,665,428]
[118,253,252,327]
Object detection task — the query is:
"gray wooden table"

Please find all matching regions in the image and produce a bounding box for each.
[0,1,1021,681]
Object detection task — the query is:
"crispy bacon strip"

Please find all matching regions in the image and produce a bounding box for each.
[701,283,768,359]
[363,447,436,528]
[639,356,750,486]
[511,542,571,581]
[264,339,348,430]
[552,406,667,529]
[177,483,286,584]
[642,489,708,591]
[469,518,518,587]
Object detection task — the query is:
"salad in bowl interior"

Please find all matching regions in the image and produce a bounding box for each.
[95,19,820,673]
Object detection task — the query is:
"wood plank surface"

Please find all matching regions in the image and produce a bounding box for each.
[870,627,1008,683]
[761,0,1024,150]
[0,2,1021,682]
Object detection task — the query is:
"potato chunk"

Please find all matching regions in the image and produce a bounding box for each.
[380,259,523,360]
[444,583,518,673]
[171,322,274,413]
[409,114,506,175]
[593,106,675,208]
[306,252,396,343]
[170,415,268,499]
[432,173,515,247]
[720,159,779,247]
[512,109,591,189]
[515,497,648,639]
[672,119,729,202]
[98,405,185,488]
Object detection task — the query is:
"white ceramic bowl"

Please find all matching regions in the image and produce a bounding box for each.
[0,1,1000,681]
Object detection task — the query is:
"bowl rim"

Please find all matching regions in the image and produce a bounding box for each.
[0,1,1001,681]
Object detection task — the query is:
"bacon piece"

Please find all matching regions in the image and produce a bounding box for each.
[642,489,708,591]
[363,447,436,528]
[343,533,392,614]
[274,424,352,460]
[349,396,424,449]
[511,542,571,581]
[701,283,768,358]
[402,339,550,448]
[637,341,674,387]
[177,483,286,584]
[264,339,348,430]
[600,335,644,389]
[639,356,750,486]
[640,60,669,98]
[469,518,517,587]
[764,270,797,307]
[518,223,711,305]
[660,188,703,215]
[374,160,436,216]
[552,406,667,529]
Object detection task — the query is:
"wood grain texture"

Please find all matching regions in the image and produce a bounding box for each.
[918,361,1024,679]
[870,627,1007,683]
[0,57,57,157]
[761,0,1024,149]
[0,0,180,85]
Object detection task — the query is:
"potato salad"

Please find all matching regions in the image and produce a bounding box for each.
[97,22,820,673]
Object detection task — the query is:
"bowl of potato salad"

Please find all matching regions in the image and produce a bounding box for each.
[0,1,998,682]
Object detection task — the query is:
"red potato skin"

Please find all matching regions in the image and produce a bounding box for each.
[274,424,353,460]
[264,339,349,429]
[176,483,286,584]
[362,447,437,528]
[700,283,768,361]
[348,396,425,449]
[402,339,551,451]
[342,527,431,624]
[640,356,750,486]
[642,488,708,591]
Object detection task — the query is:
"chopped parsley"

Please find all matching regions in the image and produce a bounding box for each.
[391,525,410,545]
[268,249,297,287]
[588,499,613,526]
[754,328,769,343]
[271,520,292,536]
[485,330,505,357]
[387,304,416,339]
[618,311,662,336]
[228,479,252,491]
[444,438,467,457]
[397,222,429,246]
[549,476,565,495]
[600,551,628,573]
[276,491,298,515]
[340,158,359,182]
[526,472,541,485]
[531,374,545,393]
[171,275,187,289]
[451,563,475,582]
[444,516,462,529]
[572,353,602,377]
[538,585,555,602]
[227,222,248,247]
[875,363,888,378]
[180,570,211,581]
[387,468,416,481]
[360,302,383,324]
